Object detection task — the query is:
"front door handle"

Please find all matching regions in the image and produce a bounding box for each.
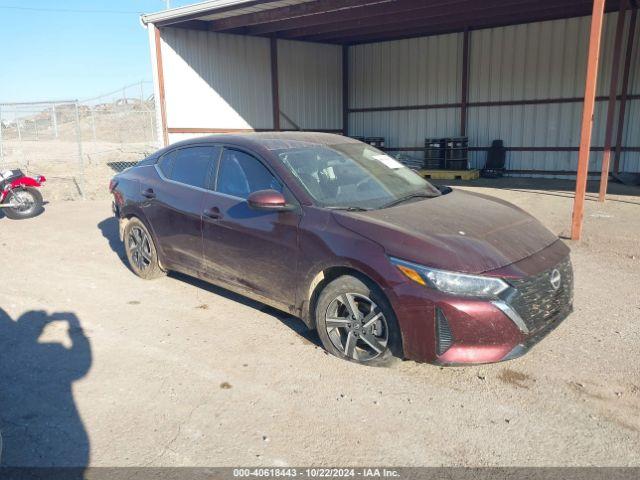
[203,206,222,220]
[142,188,156,199]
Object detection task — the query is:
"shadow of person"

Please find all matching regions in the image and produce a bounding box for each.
[97,217,127,267]
[0,308,91,470]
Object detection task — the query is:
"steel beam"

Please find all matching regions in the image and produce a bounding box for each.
[598,0,628,202]
[386,145,639,152]
[167,127,344,134]
[250,0,507,36]
[571,0,606,241]
[323,1,595,43]
[154,25,169,147]
[270,37,280,131]
[210,0,388,32]
[347,94,640,114]
[460,28,470,137]
[613,7,637,174]
[284,0,551,39]
[342,45,349,136]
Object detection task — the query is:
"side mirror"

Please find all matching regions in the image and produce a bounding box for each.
[247,189,294,212]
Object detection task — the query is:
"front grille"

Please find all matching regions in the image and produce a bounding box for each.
[507,257,574,333]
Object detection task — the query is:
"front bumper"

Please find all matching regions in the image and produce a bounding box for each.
[435,302,572,365]
[388,252,573,365]
[500,303,573,362]
[393,288,573,365]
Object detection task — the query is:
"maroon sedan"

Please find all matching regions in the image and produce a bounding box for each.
[110,132,573,366]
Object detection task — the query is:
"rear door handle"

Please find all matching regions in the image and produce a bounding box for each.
[203,206,222,220]
[142,188,156,199]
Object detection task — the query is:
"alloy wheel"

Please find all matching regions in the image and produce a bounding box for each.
[127,226,153,272]
[324,293,389,362]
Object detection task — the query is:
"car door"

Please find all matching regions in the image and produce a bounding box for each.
[142,145,220,274]
[201,147,300,309]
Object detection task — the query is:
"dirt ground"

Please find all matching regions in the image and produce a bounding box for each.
[0,178,639,467]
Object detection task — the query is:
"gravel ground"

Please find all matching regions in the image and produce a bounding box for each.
[0,179,638,467]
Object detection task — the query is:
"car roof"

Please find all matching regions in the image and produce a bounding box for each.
[164,131,360,153]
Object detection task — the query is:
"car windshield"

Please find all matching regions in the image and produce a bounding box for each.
[274,143,440,210]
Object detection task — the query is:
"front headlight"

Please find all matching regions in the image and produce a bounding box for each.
[390,257,509,298]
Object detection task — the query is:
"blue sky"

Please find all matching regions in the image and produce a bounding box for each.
[0,0,193,102]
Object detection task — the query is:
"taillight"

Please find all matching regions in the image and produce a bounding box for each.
[109,179,118,192]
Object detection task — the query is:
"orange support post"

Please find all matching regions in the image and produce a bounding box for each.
[571,0,606,241]
[598,0,628,202]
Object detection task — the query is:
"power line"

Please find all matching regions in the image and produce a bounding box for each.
[0,5,143,15]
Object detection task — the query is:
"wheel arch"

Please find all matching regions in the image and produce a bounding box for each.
[303,264,390,330]
[306,264,405,361]
[119,209,167,271]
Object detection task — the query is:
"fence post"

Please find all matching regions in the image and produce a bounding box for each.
[74,102,85,199]
[90,106,97,141]
[16,119,21,141]
[149,111,155,142]
[52,104,59,139]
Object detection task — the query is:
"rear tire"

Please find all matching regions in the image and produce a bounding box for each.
[3,188,43,220]
[123,218,165,279]
[315,275,402,366]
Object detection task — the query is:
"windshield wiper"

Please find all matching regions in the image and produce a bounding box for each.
[380,192,438,209]
[326,206,371,212]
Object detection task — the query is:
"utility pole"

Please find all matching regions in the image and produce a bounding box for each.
[164,0,171,9]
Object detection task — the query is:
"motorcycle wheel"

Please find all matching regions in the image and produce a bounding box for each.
[3,187,44,220]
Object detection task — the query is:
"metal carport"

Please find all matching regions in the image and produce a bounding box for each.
[141,0,640,239]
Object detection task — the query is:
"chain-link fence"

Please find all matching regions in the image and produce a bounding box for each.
[0,81,159,200]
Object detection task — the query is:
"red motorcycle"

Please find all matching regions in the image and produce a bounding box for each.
[0,169,46,220]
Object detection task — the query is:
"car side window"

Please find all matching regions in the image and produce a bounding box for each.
[157,151,175,177]
[161,146,220,189]
[216,149,282,199]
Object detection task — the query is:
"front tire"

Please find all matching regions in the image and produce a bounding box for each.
[315,275,402,366]
[3,188,43,220]
[123,218,165,279]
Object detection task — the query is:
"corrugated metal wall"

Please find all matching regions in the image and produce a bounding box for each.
[467,13,632,176]
[348,12,640,176]
[157,12,637,175]
[277,39,342,131]
[349,33,462,148]
[160,30,343,143]
[161,27,273,134]
[620,11,640,173]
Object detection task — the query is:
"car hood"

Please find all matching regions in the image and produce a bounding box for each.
[332,189,560,274]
